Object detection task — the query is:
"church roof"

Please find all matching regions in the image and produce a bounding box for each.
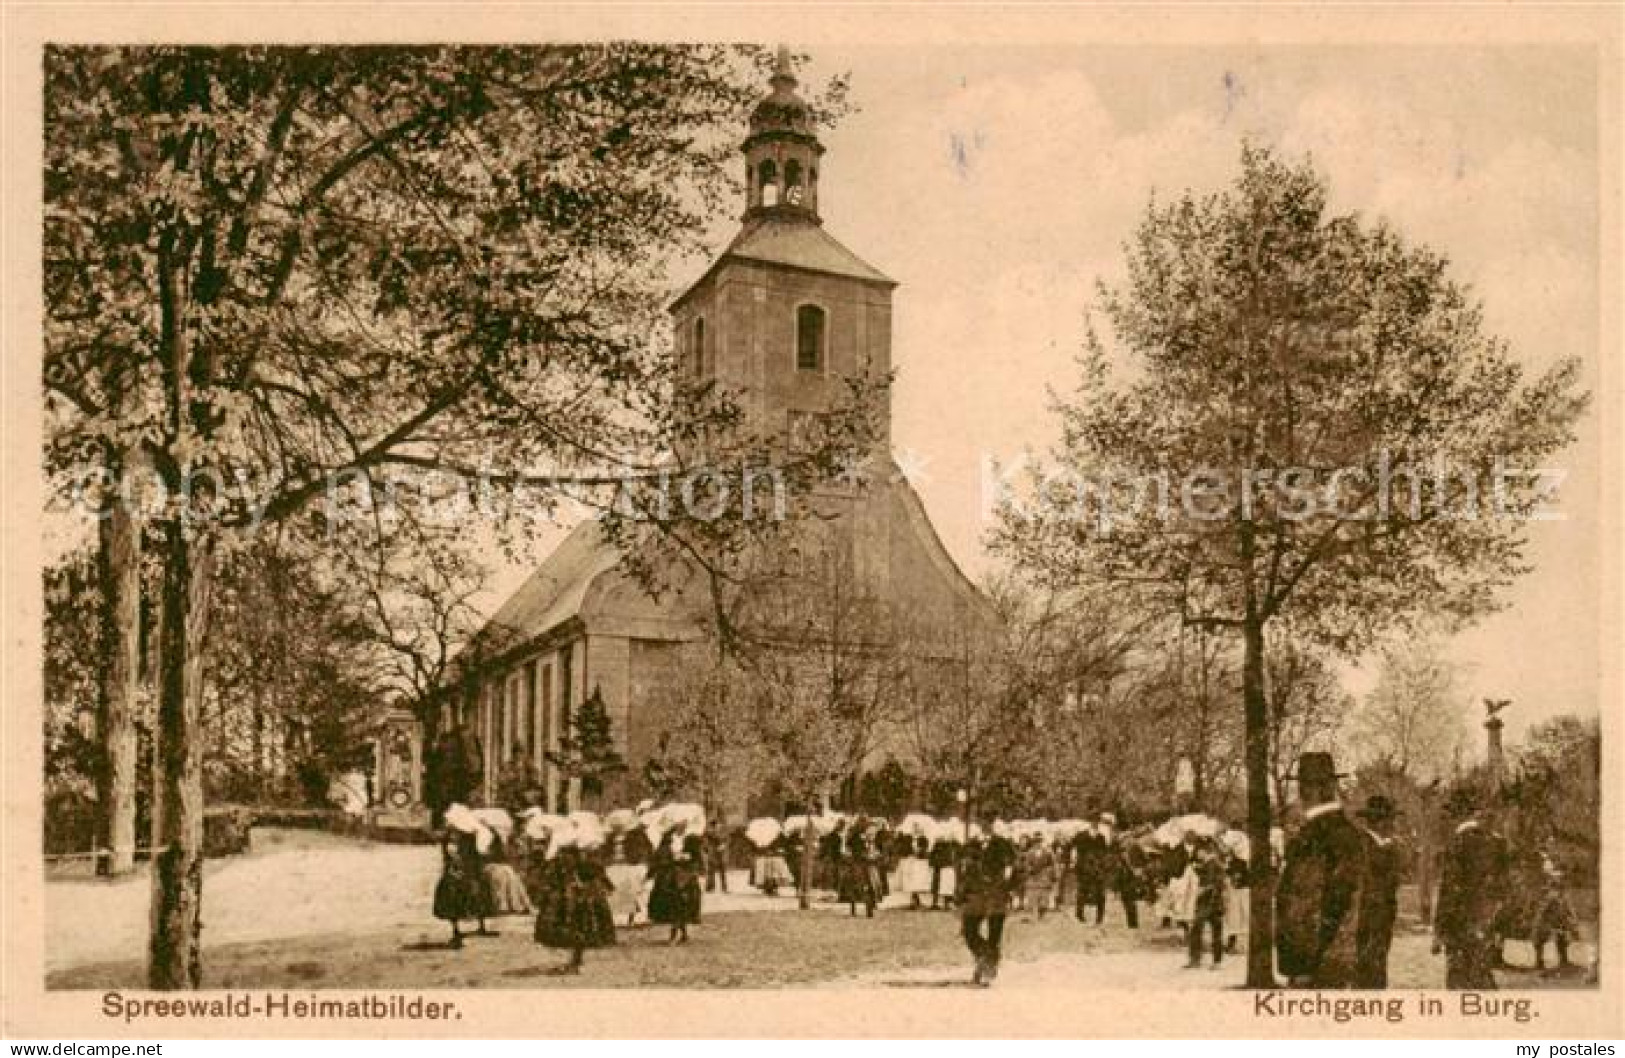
[672,216,894,310]
[462,464,993,676]
[474,519,622,652]
[726,217,894,284]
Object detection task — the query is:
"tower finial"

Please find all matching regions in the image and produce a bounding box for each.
[772,44,795,86]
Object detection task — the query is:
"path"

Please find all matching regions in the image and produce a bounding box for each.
[47,827,896,973]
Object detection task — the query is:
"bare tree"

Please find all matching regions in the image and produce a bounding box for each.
[1265,632,1352,812]
[1348,637,1468,780]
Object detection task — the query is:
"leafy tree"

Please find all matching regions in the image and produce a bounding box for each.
[44,43,797,988]
[1343,635,1470,921]
[996,146,1589,985]
[735,533,915,907]
[203,536,386,805]
[546,684,627,809]
[1504,714,1600,885]
[494,754,545,814]
[641,654,767,814]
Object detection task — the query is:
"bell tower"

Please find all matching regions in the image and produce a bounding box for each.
[743,46,824,222]
[671,47,896,449]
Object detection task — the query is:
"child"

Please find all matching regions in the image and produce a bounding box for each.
[433,804,494,949]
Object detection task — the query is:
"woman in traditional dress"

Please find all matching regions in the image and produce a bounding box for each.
[817,822,845,894]
[483,829,536,916]
[533,839,616,974]
[433,805,494,948]
[603,828,650,927]
[897,833,934,910]
[1021,836,1060,919]
[647,821,704,944]
[751,835,794,896]
[1165,835,1200,932]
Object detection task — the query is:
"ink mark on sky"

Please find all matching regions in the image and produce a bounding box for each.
[950,132,971,178]
[949,130,986,180]
[1222,70,1245,123]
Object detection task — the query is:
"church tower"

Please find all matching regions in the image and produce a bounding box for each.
[670,47,896,451]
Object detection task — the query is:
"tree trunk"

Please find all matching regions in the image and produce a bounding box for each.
[1242,610,1277,988]
[148,522,215,990]
[1415,790,1435,926]
[95,487,142,876]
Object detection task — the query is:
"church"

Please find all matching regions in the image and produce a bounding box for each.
[430,53,991,817]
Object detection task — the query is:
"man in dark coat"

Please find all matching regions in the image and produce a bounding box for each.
[1433,787,1510,989]
[1072,825,1108,924]
[818,822,845,894]
[1354,794,1403,988]
[1099,813,1140,928]
[1275,753,1367,988]
[928,833,959,910]
[704,819,730,894]
[960,832,1017,986]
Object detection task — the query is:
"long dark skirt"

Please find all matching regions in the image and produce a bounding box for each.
[838,862,881,906]
[648,865,702,926]
[534,871,616,951]
[434,861,491,922]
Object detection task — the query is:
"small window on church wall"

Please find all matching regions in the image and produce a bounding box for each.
[759,160,779,206]
[691,317,706,377]
[796,304,825,372]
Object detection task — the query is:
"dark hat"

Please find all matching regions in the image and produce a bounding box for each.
[1287,752,1348,784]
[1356,794,1400,822]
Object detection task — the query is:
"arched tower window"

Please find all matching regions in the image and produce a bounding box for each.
[795,304,825,372]
[783,160,804,207]
[758,159,779,207]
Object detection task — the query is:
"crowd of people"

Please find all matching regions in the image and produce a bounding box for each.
[1274,752,1582,990]
[426,752,1580,987]
[433,801,707,972]
[427,796,1259,984]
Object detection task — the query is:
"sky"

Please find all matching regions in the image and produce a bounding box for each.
[818,43,1605,743]
[482,42,1606,745]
